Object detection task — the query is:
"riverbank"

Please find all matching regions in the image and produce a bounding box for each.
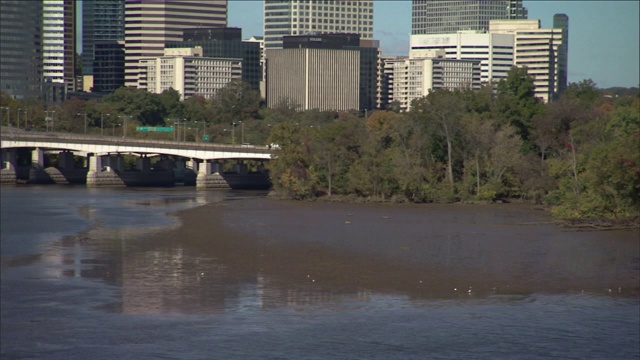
[161,197,639,299]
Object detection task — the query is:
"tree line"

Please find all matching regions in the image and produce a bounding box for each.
[1,68,638,221]
[266,68,639,223]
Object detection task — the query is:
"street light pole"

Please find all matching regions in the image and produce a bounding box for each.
[78,112,87,134]
[0,107,9,129]
[231,122,236,144]
[17,108,22,129]
[101,113,110,136]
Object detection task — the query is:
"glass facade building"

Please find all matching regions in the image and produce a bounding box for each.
[82,0,125,76]
[93,40,125,93]
[0,0,43,99]
[412,0,527,35]
[553,13,569,95]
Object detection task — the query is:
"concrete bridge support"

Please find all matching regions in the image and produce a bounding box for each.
[86,153,125,187]
[1,148,17,184]
[196,159,230,189]
[28,147,53,184]
[136,155,151,172]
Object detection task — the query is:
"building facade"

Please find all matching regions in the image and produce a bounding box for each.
[0,1,43,99]
[553,13,569,96]
[166,27,261,92]
[382,51,481,110]
[267,48,360,111]
[138,47,242,100]
[42,0,76,93]
[412,0,527,35]
[266,33,377,111]
[410,32,514,84]
[124,0,227,87]
[490,20,564,102]
[263,0,374,50]
[93,40,125,93]
[82,0,125,76]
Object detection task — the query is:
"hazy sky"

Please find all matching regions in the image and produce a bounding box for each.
[227,0,640,88]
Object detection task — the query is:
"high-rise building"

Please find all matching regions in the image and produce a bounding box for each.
[412,0,527,35]
[263,0,374,50]
[0,1,43,99]
[553,13,569,96]
[124,0,227,87]
[93,40,125,93]
[267,34,377,111]
[42,0,76,93]
[82,0,125,76]
[490,20,564,103]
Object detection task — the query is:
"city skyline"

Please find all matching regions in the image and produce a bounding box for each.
[227,0,639,89]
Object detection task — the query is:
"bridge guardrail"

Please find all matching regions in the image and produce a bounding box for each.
[0,127,271,152]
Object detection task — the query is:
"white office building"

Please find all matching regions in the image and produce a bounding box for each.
[263,0,374,50]
[383,51,481,110]
[490,20,564,102]
[42,0,76,92]
[410,31,514,84]
[138,48,242,100]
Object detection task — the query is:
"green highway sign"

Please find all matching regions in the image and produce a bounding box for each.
[203,135,209,141]
[136,126,174,132]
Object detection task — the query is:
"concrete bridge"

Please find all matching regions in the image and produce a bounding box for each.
[0,128,274,189]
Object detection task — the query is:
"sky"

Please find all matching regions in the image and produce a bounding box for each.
[227,0,640,88]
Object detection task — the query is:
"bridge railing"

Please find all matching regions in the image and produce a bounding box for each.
[0,126,270,152]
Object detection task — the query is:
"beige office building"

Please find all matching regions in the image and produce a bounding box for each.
[138,48,242,100]
[267,48,360,111]
[490,20,564,102]
[124,0,227,87]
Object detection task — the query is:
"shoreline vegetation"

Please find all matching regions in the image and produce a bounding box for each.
[265,71,639,228]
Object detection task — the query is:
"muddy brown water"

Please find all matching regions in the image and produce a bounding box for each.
[2,186,638,359]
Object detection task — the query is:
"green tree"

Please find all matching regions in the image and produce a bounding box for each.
[495,66,542,141]
[210,80,260,126]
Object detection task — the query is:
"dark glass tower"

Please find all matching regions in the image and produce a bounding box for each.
[82,0,124,76]
[0,1,43,99]
[553,13,569,95]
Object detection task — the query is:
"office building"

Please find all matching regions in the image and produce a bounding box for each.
[412,0,527,35]
[93,40,125,93]
[382,51,481,110]
[124,0,227,87]
[42,0,76,93]
[137,47,242,100]
[263,0,374,50]
[410,32,514,84]
[82,0,125,76]
[490,20,564,102]
[166,27,261,92]
[0,1,43,99]
[266,33,377,111]
[553,13,569,95]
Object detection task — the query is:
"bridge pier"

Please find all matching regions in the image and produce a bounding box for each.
[86,153,125,187]
[1,148,17,184]
[196,159,230,189]
[28,147,53,184]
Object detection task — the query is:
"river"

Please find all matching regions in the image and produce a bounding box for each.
[1,185,638,359]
